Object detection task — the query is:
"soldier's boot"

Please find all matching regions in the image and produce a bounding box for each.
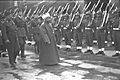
[96,48,105,56]
[76,47,82,53]
[84,47,94,54]
[112,51,120,57]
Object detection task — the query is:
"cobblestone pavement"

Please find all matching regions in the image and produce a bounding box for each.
[0,45,120,80]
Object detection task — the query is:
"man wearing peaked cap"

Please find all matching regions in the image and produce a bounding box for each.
[14,9,29,59]
[39,12,60,65]
[1,11,19,67]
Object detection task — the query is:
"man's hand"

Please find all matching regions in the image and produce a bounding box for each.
[45,41,50,44]
[5,40,10,43]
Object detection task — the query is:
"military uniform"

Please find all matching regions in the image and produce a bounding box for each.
[0,15,7,55]
[73,13,83,52]
[14,15,28,58]
[30,17,43,54]
[0,20,3,55]
[53,15,61,45]
[111,11,120,57]
[105,15,113,46]
[84,12,94,54]
[1,15,19,67]
[94,12,106,55]
[62,14,72,50]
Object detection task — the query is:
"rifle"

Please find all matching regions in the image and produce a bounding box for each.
[39,5,45,14]
[47,7,53,13]
[69,1,78,21]
[66,4,70,14]
[75,2,91,29]
[27,9,31,17]
[12,8,18,18]
[23,6,27,17]
[63,3,69,12]
[51,7,56,15]
[105,3,115,24]
[55,6,61,14]
[99,0,111,29]
[89,0,103,26]
[74,4,81,14]
[97,3,104,13]
[30,6,38,18]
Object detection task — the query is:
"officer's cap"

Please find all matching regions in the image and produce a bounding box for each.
[74,12,80,19]
[4,11,10,18]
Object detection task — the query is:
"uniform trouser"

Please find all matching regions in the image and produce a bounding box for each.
[64,29,72,45]
[0,38,6,52]
[54,29,61,45]
[71,29,74,39]
[61,28,65,38]
[18,37,26,57]
[74,29,83,47]
[105,29,108,41]
[6,43,19,65]
[85,29,93,47]
[93,28,97,41]
[96,29,105,49]
[34,41,40,54]
[113,30,120,51]
[110,29,114,42]
[105,29,114,42]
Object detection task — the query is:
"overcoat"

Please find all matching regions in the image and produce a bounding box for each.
[1,20,19,65]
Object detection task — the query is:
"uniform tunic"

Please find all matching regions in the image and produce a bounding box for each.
[1,20,19,65]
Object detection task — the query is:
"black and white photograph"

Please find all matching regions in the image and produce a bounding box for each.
[0,0,120,80]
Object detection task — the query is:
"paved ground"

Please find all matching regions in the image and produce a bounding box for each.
[0,44,120,80]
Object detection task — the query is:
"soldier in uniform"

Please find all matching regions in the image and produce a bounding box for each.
[53,14,61,46]
[0,13,3,57]
[111,10,120,57]
[105,11,114,47]
[14,9,29,59]
[1,11,19,67]
[73,12,83,52]
[84,11,94,54]
[62,13,72,51]
[0,14,7,57]
[30,15,43,54]
[94,12,106,55]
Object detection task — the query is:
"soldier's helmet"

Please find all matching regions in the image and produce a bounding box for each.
[62,13,69,21]
[84,11,92,19]
[74,12,80,20]
[4,11,11,18]
[112,9,120,18]
[94,11,103,19]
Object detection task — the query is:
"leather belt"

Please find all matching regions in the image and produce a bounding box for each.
[54,28,58,30]
[85,28,92,30]
[113,28,120,30]
[96,27,103,29]
[63,27,67,29]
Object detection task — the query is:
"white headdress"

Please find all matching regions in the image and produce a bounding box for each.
[42,13,51,19]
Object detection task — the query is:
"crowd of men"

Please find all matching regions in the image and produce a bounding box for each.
[0,1,120,67]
